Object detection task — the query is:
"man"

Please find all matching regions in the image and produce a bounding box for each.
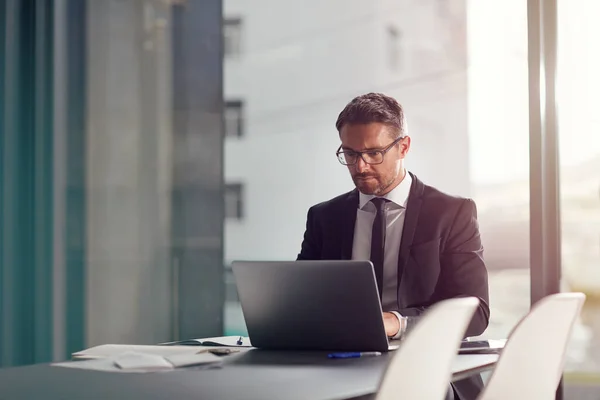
[297,93,490,400]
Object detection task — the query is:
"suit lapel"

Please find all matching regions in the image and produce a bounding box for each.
[397,172,424,285]
[340,189,358,260]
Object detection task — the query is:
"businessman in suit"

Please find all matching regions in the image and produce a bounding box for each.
[297,93,490,400]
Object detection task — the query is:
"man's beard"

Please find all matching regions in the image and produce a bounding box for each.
[352,174,395,195]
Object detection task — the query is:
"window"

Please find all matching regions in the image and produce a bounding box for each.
[225,183,244,220]
[225,100,244,138]
[387,25,402,70]
[223,17,242,58]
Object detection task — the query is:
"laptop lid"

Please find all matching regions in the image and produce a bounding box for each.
[231,260,391,352]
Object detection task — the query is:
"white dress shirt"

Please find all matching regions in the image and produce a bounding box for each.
[351,171,412,338]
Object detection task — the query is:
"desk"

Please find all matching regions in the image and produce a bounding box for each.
[0,350,497,400]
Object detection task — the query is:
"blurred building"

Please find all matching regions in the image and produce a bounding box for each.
[474,155,600,275]
[223,0,471,265]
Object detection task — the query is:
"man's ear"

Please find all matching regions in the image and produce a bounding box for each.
[400,136,411,157]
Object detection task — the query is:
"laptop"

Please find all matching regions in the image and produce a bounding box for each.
[231,260,400,352]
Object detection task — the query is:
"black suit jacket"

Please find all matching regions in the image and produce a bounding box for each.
[297,172,490,338]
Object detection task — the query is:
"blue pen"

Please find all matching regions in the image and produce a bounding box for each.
[236,336,243,345]
[327,352,382,359]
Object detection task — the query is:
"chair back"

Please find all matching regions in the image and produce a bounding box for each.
[376,297,480,400]
[478,292,585,400]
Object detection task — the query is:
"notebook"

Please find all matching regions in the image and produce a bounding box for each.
[159,336,252,347]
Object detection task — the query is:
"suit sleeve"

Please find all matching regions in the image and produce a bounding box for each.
[297,206,322,260]
[439,198,490,336]
[398,199,490,337]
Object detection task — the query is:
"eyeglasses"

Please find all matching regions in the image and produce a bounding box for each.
[335,136,405,166]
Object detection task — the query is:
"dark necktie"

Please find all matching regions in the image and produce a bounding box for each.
[370,198,387,300]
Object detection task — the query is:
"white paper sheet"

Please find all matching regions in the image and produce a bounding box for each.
[53,351,223,373]
[72,344,204,360]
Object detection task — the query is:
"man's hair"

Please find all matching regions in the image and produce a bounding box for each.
[335,92,406,138]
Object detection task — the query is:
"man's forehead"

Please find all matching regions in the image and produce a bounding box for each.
[340,123,393,150]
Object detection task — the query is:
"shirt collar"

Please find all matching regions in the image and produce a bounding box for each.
[358,170,412,210]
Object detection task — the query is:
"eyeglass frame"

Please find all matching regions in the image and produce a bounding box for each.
[335,136,406,166]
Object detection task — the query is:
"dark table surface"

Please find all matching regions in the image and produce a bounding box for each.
[0,350,495,400]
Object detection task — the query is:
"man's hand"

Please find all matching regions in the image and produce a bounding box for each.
[383,312,401,337]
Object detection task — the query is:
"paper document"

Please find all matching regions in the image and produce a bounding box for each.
[72,344,203,360]
[114,352,174,371]
[54,351,223,373]
[72,343,248,361]
[114,351,223,370]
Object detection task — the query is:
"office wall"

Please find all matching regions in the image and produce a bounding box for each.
[30,0,227,354]
[80,0,225,346]
[171,0,225,340]
[84,0,174,346]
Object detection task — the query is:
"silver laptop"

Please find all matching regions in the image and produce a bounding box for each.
[231,260,400,352]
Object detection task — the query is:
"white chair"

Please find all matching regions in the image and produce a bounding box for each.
[478,292,586,400]
[375,297,480,400]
